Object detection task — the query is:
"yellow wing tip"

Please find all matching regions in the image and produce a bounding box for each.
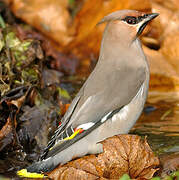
[17,169,47,178]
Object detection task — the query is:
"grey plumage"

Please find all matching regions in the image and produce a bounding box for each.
[17,10,159,177]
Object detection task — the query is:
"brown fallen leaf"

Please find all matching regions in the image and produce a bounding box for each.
[0,117,13,152]
[67,0,151,59]
[15,25,79,75]
[143,46,179,91]
[150,2,172,40]
[4,0,74,46]
[150,1,179,43]
[159,152,179,178]
[59,103,70,116]
[160,31,179,72]
[17,103,59,153]
[48,135,159,180]
[151,0,179,11]
[1,86,31,111]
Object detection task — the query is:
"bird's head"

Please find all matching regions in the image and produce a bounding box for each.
[98,10,159,45]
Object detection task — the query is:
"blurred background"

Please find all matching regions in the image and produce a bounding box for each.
[0,0,178,178]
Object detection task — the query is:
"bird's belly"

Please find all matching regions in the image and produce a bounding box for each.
[96,81,148,142]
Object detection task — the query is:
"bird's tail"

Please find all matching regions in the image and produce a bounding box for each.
[17,157,56,178]
[17,169,45,178]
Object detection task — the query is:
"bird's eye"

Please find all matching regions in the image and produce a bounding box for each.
[143,14,149,18]
[124,16,137,25]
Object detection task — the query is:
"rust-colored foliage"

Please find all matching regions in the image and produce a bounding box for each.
[1,0,179,179]
[0,117,13,152]
[4,0,74,46]
[4,0,179,90]
[48,135,159,180]
[159,152,179,178]
[68,0,151,58]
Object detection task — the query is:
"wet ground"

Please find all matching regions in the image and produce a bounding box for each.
[132,92,179,155]
[64,76,179,156]
[1,75,179,178]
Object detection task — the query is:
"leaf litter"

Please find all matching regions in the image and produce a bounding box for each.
[0,0,178,179]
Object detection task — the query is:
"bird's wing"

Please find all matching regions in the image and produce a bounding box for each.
[42,60,146,159]
[40,90,83,160]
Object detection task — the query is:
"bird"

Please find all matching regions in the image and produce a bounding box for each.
[17,10,159,178]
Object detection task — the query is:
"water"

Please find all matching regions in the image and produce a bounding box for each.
[1,76,179,178]
[131,92,179,155]
[64,76,179,156]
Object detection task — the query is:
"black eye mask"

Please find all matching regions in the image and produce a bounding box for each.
[122,14,149,25]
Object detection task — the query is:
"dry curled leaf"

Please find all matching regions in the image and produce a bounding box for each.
[160,31,179,72]
[67,0,151,59]
[48,135,159,180]
[0,117,13,152]
[143,46,179,91]
[159,152,179,178]
[4,0,73,46]
[151,0,179,11]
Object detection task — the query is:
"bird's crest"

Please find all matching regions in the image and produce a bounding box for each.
[97,9,139,25]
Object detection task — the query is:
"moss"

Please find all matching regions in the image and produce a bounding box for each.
[57,87,71,100]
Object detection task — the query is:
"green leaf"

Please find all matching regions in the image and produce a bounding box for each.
[69,0,75,5]
[163,176,173,180]
[119,174,131,180]
[57,87,71,100]
[21,68,38,84]
[0,14,5,28]
[5,31,21,48]
[0,31,4,52]
[171,170,179,178]
[151,177,160,180]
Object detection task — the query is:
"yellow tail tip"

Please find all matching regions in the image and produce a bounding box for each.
[17,169,46,178]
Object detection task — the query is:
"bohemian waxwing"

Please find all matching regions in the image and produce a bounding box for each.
[17,10,159,178]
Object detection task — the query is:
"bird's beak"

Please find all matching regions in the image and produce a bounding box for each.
[137,13,159,36]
